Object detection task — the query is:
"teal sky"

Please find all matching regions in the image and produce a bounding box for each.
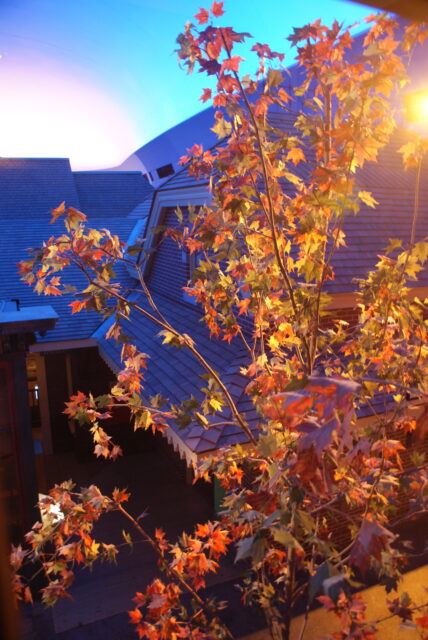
[0,0,373,169]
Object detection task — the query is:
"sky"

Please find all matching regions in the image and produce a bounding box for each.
[0,0,373,170]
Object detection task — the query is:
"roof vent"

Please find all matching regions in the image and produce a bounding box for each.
[156,163,174,179]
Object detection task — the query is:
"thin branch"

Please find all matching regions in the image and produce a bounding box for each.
[219,29,311,371]
[310,94,368,372]
[376,153,424,353]
[357,377,428,399]
[390,509,428,530]
[296,597,310,640]
[69,251,256,444]
[410,155,423,247]
[370,602,428,626]
[116,502,236,639]
[396,462,428,477]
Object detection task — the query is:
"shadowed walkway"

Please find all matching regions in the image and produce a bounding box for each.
[22,439,249,638]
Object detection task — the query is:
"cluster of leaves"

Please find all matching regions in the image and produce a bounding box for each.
[13,479,234,639]
[12,4,428,639]
[128,522,232,639]
[61,342,171,459]
[11,482,124,607]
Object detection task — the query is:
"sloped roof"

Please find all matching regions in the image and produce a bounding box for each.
[152,118,428,295]
[0,158,80,218]
[121,116,428,458]
[94,292,259,458]
[154,110,304,194]
[73,171,153,218]
[156,161,209,192]
[127,192,155,220]
[0,157,156,344]
[94,292,244,397]
[0,216,138,342]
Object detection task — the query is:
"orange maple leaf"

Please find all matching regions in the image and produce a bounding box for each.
[187,143,203,157]
[17,260,33,274]
[211,1,224,17]
[200,88,212,103]
[286,147,306,165]
[50,201,66,223]
[278,88,292,103]
[213,93,227,107]
[112,488,130,503]
[65,207,87,232]
[237,297,251,315]
[195,7,209,24]
[222,56,244,72]
[69,299,87,314]
[44,284,62,296]
[128,608,142,625]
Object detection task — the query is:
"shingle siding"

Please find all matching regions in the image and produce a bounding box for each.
[328,182,428,294]
[153,137,428,298]
[146,207,190,303]
[157,166,209,192]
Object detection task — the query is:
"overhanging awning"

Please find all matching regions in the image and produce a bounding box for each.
[0,305,58,336]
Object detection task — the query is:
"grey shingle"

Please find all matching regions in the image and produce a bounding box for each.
[0,158,80,218]
[73,171,153,218]
[0,216,139,342]
[93,291,258,455]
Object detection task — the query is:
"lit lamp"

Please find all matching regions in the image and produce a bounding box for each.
[403,88,428,134]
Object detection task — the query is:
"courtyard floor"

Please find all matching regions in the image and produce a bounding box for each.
[21,439,262,639]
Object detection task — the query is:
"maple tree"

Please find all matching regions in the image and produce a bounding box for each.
[11,3,428,639]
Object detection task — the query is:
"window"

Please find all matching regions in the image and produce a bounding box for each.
[182,249,201,304]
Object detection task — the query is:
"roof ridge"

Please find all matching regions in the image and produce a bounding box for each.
[73,170,144,175]
[0,157,70,161]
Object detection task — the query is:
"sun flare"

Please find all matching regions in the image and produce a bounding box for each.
[404,88,428,124]
[0,63,138,169]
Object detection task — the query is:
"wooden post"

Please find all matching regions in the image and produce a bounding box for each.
[34,354,52,455]
[0,486,20,640]
[65,353,75,435]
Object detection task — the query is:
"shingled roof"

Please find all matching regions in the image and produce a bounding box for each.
[0,216,138,342]
[148,128,428,295]
[73,171,152,218]
[94,292,258,463]
[0,158,80,217]
[0,158,154,343]
[94,45,428,461]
